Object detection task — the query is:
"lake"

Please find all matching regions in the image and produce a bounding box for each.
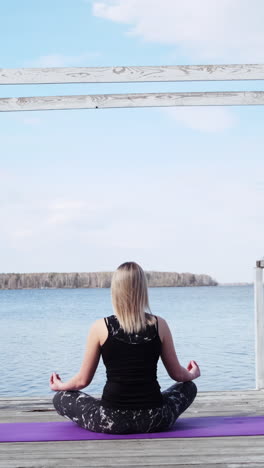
[0,285,255,396]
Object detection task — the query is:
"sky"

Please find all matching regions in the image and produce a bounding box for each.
[0,0,264,283]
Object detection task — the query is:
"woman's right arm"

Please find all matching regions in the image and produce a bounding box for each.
[158,317,200,382]
[49,320,102,392]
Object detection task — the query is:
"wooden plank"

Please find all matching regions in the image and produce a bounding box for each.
[1,388,260,401]
[1,91,264,112]
[1,392,264,467]
[1,64,264,85]
[255,267,264,389]
[1,438,264,467]
[1,390,264,423]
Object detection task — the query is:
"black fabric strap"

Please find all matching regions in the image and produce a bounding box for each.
[104,317,109,330]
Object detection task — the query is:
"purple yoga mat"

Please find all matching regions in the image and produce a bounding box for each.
[1,415,264,442]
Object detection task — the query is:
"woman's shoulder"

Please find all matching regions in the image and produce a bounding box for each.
[89,317,111,335]
[92,315,115,326]
[90,317,110,346]
[155,315,170,342]
[154,314,167,325]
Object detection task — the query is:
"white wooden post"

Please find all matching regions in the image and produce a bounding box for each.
[255,259,264,389]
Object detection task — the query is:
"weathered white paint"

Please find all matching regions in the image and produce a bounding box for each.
[1,64,264,85]
[255,264,264,389]
[1,91,264,112]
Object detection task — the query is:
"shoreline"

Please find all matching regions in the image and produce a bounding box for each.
[218,282,253,286]
[0,283,253,291]
[0,271,218,290]
[0,284,218,291]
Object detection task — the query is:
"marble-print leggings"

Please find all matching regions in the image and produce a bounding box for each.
[53,381,197,434]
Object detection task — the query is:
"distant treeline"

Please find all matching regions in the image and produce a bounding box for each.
[0,272,217,290]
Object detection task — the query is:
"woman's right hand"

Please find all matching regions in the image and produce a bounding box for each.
[187,360,201,379]
[49,372,64,391]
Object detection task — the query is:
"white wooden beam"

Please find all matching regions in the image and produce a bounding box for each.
[1,64,264,85]
[1,91,264,112]
[255,263,264,389]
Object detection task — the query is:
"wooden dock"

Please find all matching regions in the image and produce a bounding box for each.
[1,390,264,467]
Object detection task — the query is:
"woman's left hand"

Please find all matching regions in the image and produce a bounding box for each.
[49,372,64,391]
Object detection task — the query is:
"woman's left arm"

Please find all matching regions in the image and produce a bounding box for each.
[50,321,101,392]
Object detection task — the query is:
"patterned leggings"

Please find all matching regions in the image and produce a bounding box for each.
[53,381,197,434]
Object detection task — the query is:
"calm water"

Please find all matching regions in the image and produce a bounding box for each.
[0,286,255,396]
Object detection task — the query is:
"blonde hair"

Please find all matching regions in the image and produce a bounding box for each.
[111,262,156,333]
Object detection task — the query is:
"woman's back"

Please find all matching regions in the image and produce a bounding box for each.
[51,261,199,434]
[101,314,163,409]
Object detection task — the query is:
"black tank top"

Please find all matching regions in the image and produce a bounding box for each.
[101,314,163,409]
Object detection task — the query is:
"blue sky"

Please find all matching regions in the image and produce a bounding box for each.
[1,0,264,282]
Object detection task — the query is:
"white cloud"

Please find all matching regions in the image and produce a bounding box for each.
[20,116,42,126]
[46,199,116,231]
[1,166,263,281]
[26,52,100,68]
[47,200,89,225]
[12,229,34,239]
[164,106,236,132]
[92,0,264,61]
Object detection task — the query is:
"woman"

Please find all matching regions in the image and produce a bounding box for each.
[50,262,200,434]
